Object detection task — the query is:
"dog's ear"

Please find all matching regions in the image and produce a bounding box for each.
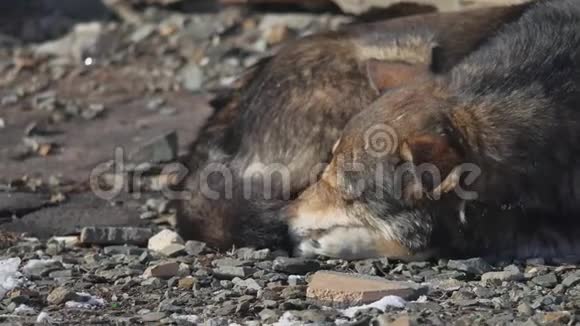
[365,44,442,94]
[399,133,463,203]
[365,60,432,94]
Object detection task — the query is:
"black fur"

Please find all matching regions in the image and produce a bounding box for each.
[326,0,580,259]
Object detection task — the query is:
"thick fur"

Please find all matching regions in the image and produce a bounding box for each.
[176,4,531,250]
[288,0,580,261]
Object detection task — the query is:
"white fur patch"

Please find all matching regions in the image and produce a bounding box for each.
[296,227,384,260]
[288,205,361,238]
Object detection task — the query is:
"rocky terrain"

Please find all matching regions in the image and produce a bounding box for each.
[2,228,580,325]
[2,0,579,325]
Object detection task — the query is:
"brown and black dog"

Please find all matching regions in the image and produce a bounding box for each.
[288,0,580,261]
[176,3,531,251]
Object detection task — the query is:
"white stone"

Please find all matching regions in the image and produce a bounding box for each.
[341,295,406,318]
[64,292,106,309]
[147,229,184,253]
[0,257,21,300]
[48,236,80,248]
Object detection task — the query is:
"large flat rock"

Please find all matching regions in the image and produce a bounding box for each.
[1,192,146,238]
[306,271,426,306]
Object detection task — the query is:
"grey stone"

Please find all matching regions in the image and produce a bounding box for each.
[141,277,163,288]
[45,242,65,256]
[531,273,558,288]
[473,286,494,298]
[272,257,320,275]
[215,301,236,316]
[256,261,273,270]
[450,290,476,302]
[517,302,534,316]
[80,226,153,245]
[236,247,272,261]
[139,250,151,264]
[236,300,250,314]
[562,271,580,288]
[204,317,229,326]
[129,130,178,164]
[354,259,378,275]
[22,259,64,277]
[184,240,207,256]
[140,211,157,220]
[3,194,144,239]
[145,198,170,214]
[213,266,257,280]
[280,286,306,300]
[96,267,141,281]
[295,309,334,322]
[503,264,522,273]
[212,258,247,267]
[259,309,281,323]
[481,270,525,282]
[263,300,278,308]
[49,270,73,279]
[280,299,307,311]
[47,287,79,305]
[83,253,105,265]
[288,275,306,286]
[34,22,105,63]
[146,97,166,111]
[130,24,156,43]
[1,94,19,106]
[158,243,186,257]
[232,277,262,291]
[141,312,166,322]
[425,271,467,281]
[553,284,565,294]
[447,258,492,275]
[259,288,280,301]
[183,15,218,40]
[531,295,559,309]
[103,245,146,256]
[431,279,465,292]
[219,280,233,289]
[179,63,204,91]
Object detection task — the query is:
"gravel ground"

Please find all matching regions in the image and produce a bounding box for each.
[2,235,580,325]
[1,1,579,325]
